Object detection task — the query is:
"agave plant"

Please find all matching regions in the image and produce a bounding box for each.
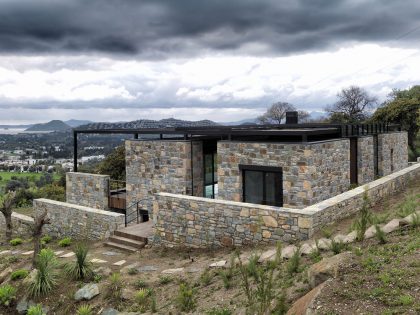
[65,243,93,280]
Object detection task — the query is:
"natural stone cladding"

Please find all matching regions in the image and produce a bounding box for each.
[357,136,375,184]
[33,199,125,240]
[378,132,408,176]
[217,139,350,208]
[152,162,419,247]
[66,172,110,209]
[0,212,33,237]
[152,194,312,247]
[125,140,203,211]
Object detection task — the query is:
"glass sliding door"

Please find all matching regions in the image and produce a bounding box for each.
[204,152,218,198]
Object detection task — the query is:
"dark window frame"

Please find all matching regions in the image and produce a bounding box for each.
[239,164,283,207]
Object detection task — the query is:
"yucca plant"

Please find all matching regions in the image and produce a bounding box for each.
[76,304,93,315]
[65,243,93,280]
[27,304,46,315]
[28,248,58,297]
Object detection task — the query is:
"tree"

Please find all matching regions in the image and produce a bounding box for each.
[32,210,50,267]
[95,145,126,180]
[326,86,377,123]
[258,102,296,124]
[371,86,420,156]
[0,191,16,241]
[298,110,310,123]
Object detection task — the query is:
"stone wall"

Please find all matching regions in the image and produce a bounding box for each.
[0,212,33,238]
[152,194,312,247]
[33,199,125,240]
[378,132,408,176]
[217,139,350,208]
[151,163,419,248]
[66,172,109,209]
[357,136,375,184]
[310,162,419,230]
[126,140,203,211]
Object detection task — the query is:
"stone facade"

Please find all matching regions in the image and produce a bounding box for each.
[0,212,33,238]
[217,139,350,208]
[66,172,110,209]
[357,136,375,184]
[151,162,419,247]
[33,199,125,240]
[125,140,203,211]
[152,193,312,247]
[378,132,408,176]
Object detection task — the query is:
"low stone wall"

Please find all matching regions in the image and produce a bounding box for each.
[34,199,125,240]
[309,162,420,230]
[152,194,312,247]
[152,163,420,247]
[0,212,34,238]
[66,172,110,209]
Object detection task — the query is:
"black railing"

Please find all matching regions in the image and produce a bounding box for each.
[340,123,399,137]
[124,199,149,227]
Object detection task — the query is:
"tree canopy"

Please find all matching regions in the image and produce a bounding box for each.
[258,102,309,124]
[95,145,126,180]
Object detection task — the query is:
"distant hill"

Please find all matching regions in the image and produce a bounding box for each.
[25,120,71,132]
[65,119,93,127]
[221,118,258,125]
[79,118,219,130]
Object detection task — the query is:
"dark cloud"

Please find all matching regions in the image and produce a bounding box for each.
[0,0,419,57]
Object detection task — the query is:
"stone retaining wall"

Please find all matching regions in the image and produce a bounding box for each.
[66,172,110,209]
[217,139,350,208]
[0,212,34,238]
[357,136,375,184]
[33,199,125,240]
[378,132,408,176]
[152,163,420,247]
[152,194,312,247]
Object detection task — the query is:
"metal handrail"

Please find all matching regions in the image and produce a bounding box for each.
[124,199,148,227]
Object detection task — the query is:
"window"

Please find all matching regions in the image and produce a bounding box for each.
[240,165,283,207]
[390,148,394,172]
[204,152,218,198]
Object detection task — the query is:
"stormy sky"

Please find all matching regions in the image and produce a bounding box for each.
[1,0,419,124]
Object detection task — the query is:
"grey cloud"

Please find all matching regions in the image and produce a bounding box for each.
[0,0,419,57]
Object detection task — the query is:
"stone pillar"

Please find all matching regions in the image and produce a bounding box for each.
[378,132,408,176]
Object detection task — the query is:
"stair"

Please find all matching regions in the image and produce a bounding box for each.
[104,221,152,253]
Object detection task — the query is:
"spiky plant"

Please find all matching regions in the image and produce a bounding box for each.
[28,249,58,297]
[76,304,93,315]
[27,304,46,315]
[65,243,93,280]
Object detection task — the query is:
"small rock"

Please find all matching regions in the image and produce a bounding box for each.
[287,281,328,315]
[102,251,119,256]
[11,250,21,255]
[54,251,64,256]
[23,269,37,287]
[185,267,201,273]
[90,258,107,264]
[209,260,227,268]
[364,225,377,239]
[317,238,332,250]
[343,231,357,243]
[258,249,277,263]
[382,219,400,233]
[94,267,112,277]
[137,265,158,272]
[332,234,346,243]
[60,252,75,258]
[307,252,353,288]
[21,250,34,256]
[102,308,119,315]
[74,283,100,301]
[281,245,298,259]
[161,268,184,274]
[401,211,420,225]
[0,250,11,256]
[0,267,13,284]
[300,243,316,255]
[113,260,126,266]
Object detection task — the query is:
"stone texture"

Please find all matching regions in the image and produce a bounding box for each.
[286,281,327,315]
[307,252,353,288]
[401,211,420,225]
[382,219,401,233]
[113,260,126,266]
[317,238,332,250]
[300,243,315,255]
[0,212,33,238]
[94,267,112,277]
[90,258,107,264]
[66,172,110,209]
[364,225,377,239]
[102,308,119,315]
[357,136,375,185]
[281,245,298,259]
[378,132,408,177]
[258,249,277,263]
[34,198,125,241]
[0,267,13,284]
[217,139,350,208]
[161,268,184,274]
[74,283,100,301]
[343,231,357,243]
[209,260,227,268]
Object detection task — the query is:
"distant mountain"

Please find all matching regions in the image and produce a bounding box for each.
[25,120,71,132]
[79,118,219,130]
[65,119,93,127]
[220,118,258,125]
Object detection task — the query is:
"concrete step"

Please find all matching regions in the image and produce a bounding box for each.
[108,235,146,249]
[104,241,139,253]
[114,230,148,243]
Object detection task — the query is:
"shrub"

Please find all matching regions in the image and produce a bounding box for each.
[206,307,232,315]
[135,288,153,312]
[127,267,139,275]
[320,226,333,238]
[374,225,387,244]
[28,248,58,297]
[158,275,173,285]
[330,239,347,255]
[246,253,260,279]
[135,278,148,289]
[10,269,29,281]
[354,188,372,241]
[176,282,197,312]
[58,237,72,247]
[65,243,93,280]
[9,238,23,246]
[219,254,236,289]
[397,195,417,218]
[27,304,46,315]
[286,248,301,275]
[76,304,93,315]
[40,235,52,244]
[410,212,420,227]
[199,268,213,287]
[106,273,123,301]
[0,284,17,306]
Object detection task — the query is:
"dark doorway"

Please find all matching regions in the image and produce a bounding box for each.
[203,140,218,198]
[350,138,358,185]
[240,165,283,207]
